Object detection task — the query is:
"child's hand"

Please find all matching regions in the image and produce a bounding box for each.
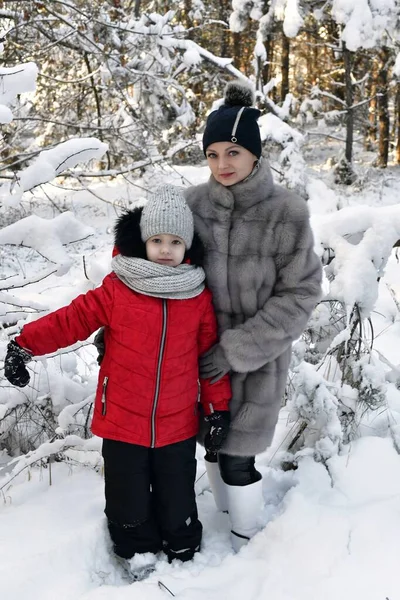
[4,340,32,387]
[204,410,230,454]
[93,327,105,365]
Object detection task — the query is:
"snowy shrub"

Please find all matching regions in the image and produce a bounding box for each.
[0,36,107,467]
[285,198,400,463]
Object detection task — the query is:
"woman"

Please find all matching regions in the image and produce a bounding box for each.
[184,81,322,551]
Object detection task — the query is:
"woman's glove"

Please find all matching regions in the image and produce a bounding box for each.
[199,344,230,383]
[4,340,32,387]
[204,410,230,454]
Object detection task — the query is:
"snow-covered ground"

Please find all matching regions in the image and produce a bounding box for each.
[1,161,400,599]
[2,434,400,599]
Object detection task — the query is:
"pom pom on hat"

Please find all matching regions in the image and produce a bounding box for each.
[202,80,261,158]
[224,81,255,107]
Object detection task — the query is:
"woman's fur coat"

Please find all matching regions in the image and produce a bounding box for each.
[185,159,322,456]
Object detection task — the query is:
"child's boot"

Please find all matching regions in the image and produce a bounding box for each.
[115,552,158,582]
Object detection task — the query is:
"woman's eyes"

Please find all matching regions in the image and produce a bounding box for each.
[206,151,239,158]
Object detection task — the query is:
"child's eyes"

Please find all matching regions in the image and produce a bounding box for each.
[172,240,182,245]
[152,238,161,243]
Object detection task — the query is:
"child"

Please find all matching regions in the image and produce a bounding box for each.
[4,184,231,580]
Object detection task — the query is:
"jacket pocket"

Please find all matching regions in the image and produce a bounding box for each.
[101,376,109,416]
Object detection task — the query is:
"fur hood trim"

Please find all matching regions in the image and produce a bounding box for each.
[114,206,205,266]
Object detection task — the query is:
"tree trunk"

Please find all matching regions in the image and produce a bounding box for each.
[262,36,272,86]
[365,57,377,149]
[281,31,290,101]
[232,31,241,70]
[183,0,193,38]
[396,82,400,164]
[134,0,141,18]
[377,46,390,168]
[219,0,229,57]
[334,43,356,185]
[343,43,354,165]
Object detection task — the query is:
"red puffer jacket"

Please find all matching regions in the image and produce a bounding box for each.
[16,274,231,448]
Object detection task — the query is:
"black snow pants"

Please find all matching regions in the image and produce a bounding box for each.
[102,436,202,562]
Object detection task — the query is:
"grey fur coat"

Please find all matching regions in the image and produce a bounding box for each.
[185,159,322,456]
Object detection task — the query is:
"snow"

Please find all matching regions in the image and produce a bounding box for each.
[0,212,94,275]
[283,0,304,38]
[1,436,400,599]
[0,139,109,207]
[0,62,38,123]
[312,204,400,314]
[332,0,397,50]
[182,48,202,67]
[394,53,400,79]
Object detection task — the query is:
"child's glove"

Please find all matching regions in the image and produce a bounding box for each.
[4,340,32,387]
[199,344,230,383]
[204,410,230,454]
[93,327,105,365]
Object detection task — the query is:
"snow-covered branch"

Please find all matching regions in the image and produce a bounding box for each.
[0,212,94,275]
[0,62,38,124]
[0,434,100,491]
[0,138,108,206]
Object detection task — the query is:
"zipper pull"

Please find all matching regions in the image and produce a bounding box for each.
[102,376,108,415]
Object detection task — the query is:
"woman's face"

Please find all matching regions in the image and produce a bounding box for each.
[205,142,258,186]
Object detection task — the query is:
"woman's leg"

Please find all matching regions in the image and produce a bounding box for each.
[102,438,162,558]
[151,436,202,563]
[218,453,263,552]
[218,453,261,486]
[204,451,228,512]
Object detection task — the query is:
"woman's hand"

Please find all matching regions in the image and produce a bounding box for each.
[199,344,231,383]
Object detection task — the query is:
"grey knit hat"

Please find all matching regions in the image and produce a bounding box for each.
[140,184,194,249]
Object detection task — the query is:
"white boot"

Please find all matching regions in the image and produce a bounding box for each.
[205,460,228,513]
[225,479,263,552]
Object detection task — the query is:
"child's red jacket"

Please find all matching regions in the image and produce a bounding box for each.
[16,273,231,448]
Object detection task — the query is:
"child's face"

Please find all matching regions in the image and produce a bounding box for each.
[145,234,186,267]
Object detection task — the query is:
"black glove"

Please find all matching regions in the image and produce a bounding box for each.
[4,340,32,387]
[93,327,105,365]
[199,344,230,384]
[204,410,230,454]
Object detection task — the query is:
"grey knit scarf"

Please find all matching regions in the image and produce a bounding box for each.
[112,255,206,300]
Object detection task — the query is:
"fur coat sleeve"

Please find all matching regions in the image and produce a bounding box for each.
[219,201,322,372]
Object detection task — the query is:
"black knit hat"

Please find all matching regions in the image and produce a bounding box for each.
[202,81,261,158]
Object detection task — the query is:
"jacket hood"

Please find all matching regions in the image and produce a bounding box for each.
[114,206,205,266]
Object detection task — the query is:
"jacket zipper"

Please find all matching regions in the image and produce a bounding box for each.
[151,299,168,448]
[101,376,109,415]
